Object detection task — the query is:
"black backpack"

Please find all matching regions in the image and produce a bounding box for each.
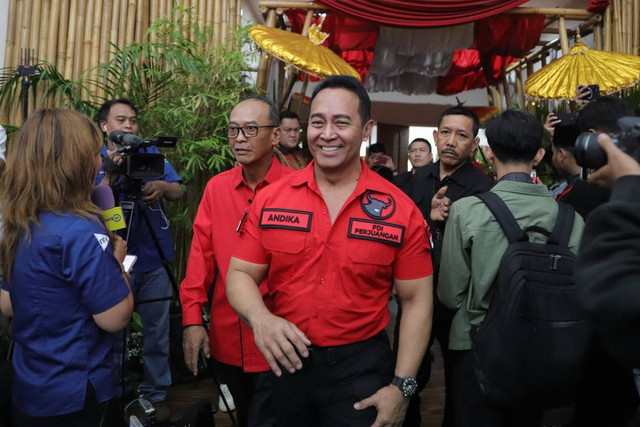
[472,192,593,408]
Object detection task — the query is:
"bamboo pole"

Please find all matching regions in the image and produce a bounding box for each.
[558,16,569,55]
[502,74,512,110]
[236,0,242,27]
[604,3,612,51]
[56,0,69,73]
[150,0,158,42]
[625,0,633,53]
[631,0,640,55]
[109,0,121,59]
[613,0,621,52]
[135,0,145,45]
[486,87,495,107]
[221,0,228,44]
[99,0,112,64]
[82,0,95,79]
[30,0,42,59]
[124,0,136,48]
[515,69,525,111]
[64,0,77,78]
[117,0,128,48]
[3,0,17,68]
[198,0,206,32]
[594,20,603,50]
[46,0,61,64]
[213,0,222,47]
[72,0,86,80]
[18,0,32,68]
[205,0,214,50]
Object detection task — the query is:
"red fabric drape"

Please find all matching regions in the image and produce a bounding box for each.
[587,0,610,12]
[316,0,530,27]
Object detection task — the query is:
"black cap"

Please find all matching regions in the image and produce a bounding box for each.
[552,112,580,148]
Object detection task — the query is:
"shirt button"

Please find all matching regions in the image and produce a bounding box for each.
[320,278,325,284]
[325,243,330,248]
[322,209,328,215]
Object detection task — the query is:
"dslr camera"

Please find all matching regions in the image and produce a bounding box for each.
[105,130,177,181]
[575,116,640,169]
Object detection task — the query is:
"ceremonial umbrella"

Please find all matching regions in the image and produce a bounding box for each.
[525,36,640,100]
[249,24,361,80]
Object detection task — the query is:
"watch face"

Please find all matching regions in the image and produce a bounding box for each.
[401,377,418,397]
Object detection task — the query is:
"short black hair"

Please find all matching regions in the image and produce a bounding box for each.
[97,98,138,124]
[437,106,480,137]
[240,94,280,126]
[279,111,300,122]
[577,96,635,133]
[369,142,386,154]
[311,75,370,124]
[485,110,542,163]
[409,138,432,152]
[552,112,580,148]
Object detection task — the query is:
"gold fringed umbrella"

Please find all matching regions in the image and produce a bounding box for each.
[525,35,640,100]
[249,24,361,80]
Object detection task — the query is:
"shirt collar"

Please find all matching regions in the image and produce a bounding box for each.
[233,154,285,189]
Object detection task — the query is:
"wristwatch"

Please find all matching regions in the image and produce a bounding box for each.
[392,376,418,398]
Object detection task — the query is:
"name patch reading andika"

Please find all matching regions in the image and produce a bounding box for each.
[348,218,404,246]
[259,208,312,231]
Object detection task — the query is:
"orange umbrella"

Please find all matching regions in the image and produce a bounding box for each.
[525,36,640,100]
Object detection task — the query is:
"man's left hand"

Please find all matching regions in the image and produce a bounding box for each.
[353,384,409,427]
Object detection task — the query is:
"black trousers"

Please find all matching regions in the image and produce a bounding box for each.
[450,350,542,427]
[214,360,275,427]
[12,383,114,427]
[272,331,394,427]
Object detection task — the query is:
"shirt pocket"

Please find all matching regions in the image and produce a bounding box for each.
[346,239,396,291]
[262,231,307,281]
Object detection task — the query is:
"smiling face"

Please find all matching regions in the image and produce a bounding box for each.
[307,88,373,174]
[434,114,479,174]
[228,99,279,167]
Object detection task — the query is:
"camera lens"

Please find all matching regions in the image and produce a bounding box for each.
[574,132,608,169]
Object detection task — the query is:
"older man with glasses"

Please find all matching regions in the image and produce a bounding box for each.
[180,95,292,427]
[274,111,308,170]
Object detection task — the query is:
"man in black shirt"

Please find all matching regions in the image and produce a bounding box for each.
[399,107,494,427]
[551,112,610,219]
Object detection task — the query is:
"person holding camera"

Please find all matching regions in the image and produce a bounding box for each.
[0,109,133,426]
[96,98,184,422]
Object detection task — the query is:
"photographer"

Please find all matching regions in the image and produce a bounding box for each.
[577,132,640,369]
[96,99,184,422]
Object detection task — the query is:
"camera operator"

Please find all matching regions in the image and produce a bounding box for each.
[96,98,184,422]
[571,99,640,426]
[576,132,640,421]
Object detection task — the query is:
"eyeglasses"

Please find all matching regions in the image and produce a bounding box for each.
[282,127,302,134]
[227,125,277,139]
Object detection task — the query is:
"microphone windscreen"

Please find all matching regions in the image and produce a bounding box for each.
[91,185,115,210]
[109,130,127,144]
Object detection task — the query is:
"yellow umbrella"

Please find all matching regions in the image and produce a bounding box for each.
[525,38,640,100]
[249,24,361,80]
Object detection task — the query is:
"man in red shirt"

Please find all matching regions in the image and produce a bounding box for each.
[227,76,433,426]
[179,95,291,426]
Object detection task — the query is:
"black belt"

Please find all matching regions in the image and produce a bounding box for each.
[306,331,387,367]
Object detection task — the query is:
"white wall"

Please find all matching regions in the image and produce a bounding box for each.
[0,0,8,68]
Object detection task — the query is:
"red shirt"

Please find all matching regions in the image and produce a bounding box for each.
[180,157,292,372]
[234,159,432,347]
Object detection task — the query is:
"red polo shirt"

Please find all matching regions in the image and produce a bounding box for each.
[180,157,292,372]
[234,159,432,347]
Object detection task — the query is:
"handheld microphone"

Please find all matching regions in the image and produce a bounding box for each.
[91,185,126,231]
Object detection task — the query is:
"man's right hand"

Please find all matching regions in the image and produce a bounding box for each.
[183,325,209,376]
[430,186,450,222]
[249,311,311,377]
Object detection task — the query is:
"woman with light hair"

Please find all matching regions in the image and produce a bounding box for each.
[0,108,133,426]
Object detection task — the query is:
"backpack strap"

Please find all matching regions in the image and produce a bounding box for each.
[476,192,522,244]
[549,201,575,246]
